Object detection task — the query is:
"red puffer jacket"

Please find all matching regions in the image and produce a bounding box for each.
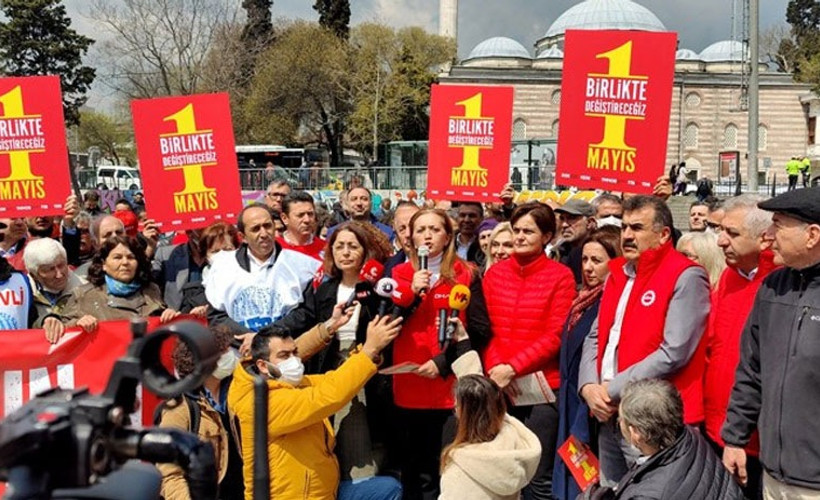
[482,253,576,388]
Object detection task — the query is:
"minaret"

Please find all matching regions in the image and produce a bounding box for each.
[439,0,458,44]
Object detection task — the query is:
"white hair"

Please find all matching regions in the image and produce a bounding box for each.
[23,238,67,275]
[722,194,772,237]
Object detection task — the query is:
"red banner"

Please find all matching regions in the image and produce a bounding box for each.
[131,93,242,231]
[0,75,70,218]
[427,84,514,202]
[557,434,600,492]
[555,30,677,193]
[0,318,172,426]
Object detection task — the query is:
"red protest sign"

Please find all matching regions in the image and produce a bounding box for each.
[427,84,513,202]
[0,75,70,218]
[555,30,677,194]
[131,93,242,231]
[557,434,600,492]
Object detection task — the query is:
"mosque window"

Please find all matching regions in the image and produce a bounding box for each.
[685,92,701,108]
[513,119,527,141]
[551,119,560,137]
[758,124,768,152]
[551,90,562,106]
[723,124,738,150]
[683,122,699,150]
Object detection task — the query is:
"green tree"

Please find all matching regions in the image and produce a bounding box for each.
[314,0,350,39]
[242,0,273,43]
[73,110,134,166]
[0,0,95,126]
[782,0,820,89]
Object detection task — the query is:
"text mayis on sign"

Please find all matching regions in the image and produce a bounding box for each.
[131,93,242,231]
[428,84,514,203]
[0,75,71,218]
[556,30,677,194]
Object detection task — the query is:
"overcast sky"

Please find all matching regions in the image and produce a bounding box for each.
[64,0,790,110]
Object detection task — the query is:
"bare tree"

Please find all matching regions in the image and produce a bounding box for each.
[761,23,796,73]
[89,0,238,99]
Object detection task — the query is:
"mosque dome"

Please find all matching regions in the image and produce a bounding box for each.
[676,48,700,61]
[537,45,564,59]
[543,0,666,40]
[464,37,531,61]
[699,40,745,62]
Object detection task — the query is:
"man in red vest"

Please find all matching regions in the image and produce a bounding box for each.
[704,194,777,499]
[579,195,711,486]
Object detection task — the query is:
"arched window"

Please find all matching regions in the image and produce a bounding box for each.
[551,119,560,137]
[758,124,768,151]
[683,122,699,150]
[723,123,738,150]
[551,90,562,106]
[512,119,527,141]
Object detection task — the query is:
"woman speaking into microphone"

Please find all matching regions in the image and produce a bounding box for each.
[391,207,491,499]
[482,202,576,499]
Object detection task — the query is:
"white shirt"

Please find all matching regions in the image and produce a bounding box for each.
[737,267,758,281]
[335,284,361,342]
[601,262,637,381]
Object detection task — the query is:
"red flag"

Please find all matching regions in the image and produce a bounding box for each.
[427,84,514,202]
[0,75,71,218]
[131,93,242,231]
[555,30,677,194]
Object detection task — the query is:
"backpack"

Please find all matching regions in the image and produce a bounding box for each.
[153,393,202,435]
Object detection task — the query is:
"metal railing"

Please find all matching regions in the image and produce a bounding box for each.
[238,166,429,192]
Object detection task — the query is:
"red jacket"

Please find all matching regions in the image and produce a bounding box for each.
[391,259,476,409]
[597,242,706,424]
[703,251,778,454]
[482,253,576,389]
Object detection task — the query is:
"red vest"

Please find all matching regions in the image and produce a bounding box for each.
[703,251,778,454]
[391,259,475,409]
[597,241,706,424]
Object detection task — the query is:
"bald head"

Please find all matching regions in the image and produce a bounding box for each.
[93,215,125,244]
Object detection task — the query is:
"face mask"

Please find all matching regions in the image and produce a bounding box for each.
[212,350,238,380]
[596,215,622,228]
[275,356,305,386]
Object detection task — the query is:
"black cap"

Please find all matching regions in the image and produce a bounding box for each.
[758,186,820,224]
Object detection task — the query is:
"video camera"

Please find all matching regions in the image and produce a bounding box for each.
[0,319,221,500]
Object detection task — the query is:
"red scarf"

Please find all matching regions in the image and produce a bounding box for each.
[566,283,603,332]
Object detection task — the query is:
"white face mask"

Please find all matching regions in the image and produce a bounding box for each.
[212,350,238,380]
[275,356,305,386]
[596,215,622,228]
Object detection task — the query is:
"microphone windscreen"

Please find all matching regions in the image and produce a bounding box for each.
[359,260,385,284]
[448,284,471,311]
[391,287,416,308]
[432,289,452,311]
[417,245,430,259]
[375,277,398,298]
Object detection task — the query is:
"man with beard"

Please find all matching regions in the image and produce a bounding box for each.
[327,187,394,241]
[578,195,710,487]
[277,191,324,261]
[555,199,597,285]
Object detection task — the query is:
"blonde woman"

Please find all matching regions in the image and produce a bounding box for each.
[677,231,726,288]
[484,222,513,271]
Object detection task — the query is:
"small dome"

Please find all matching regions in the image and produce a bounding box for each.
[465,37,531,61]
[537,45,564,59]
[700,40,744,62]
[544,0,666,39]
[676,48,700,61]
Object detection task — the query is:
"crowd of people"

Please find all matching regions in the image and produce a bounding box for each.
[1,176,819,500]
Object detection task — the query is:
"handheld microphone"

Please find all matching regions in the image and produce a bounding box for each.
[445,284,472,341]
[344,281,372,309]
[433,290,453,350]
[417,245,430,294]
[359,259,384,284]
[375,277,399,317]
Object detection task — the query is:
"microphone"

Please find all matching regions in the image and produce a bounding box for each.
[445,284,472,341]
[417,245,430,294]
[359,259,384,284]
[433,289,453,350]
[344,281,372,309]
[375,277,399,317]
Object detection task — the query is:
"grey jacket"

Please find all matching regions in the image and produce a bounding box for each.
[722,261,820,489]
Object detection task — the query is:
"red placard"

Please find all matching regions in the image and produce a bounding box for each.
[0,75,70,218]
[555,30,677,193]
[427,84,513,202]
[131,93,242,231]
[557,434,600,492]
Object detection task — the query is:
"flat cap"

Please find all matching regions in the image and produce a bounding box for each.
[758,186,820,224]
[554,198,594,217]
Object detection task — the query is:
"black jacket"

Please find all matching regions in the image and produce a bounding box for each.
[722,261,820,489]
[587,427,743,500]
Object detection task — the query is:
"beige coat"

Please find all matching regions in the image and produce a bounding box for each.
[29,272,86,327]
[439,350,543,500]
[60,282,166,325]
